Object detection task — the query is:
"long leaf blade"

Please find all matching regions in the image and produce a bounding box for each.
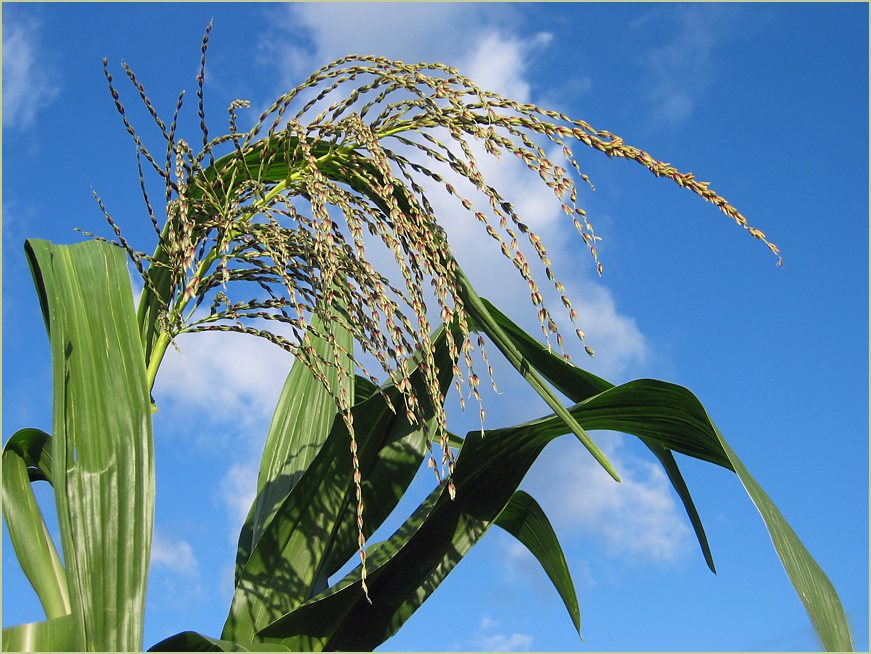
[149,631,290,652]
[224,325,457,642]
[712,424,852,651]
[235,311,354,575]
[495,490,581,636]
[504,378,851,652]
[257,376,850,651]
[2,429,70,619]
[479,298,716,572]
[25,239,154,651]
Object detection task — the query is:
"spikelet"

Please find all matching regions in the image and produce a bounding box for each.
[96,35,780,603]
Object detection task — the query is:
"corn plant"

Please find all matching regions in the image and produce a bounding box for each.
[2,27,853,652]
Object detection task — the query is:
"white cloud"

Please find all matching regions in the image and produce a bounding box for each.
[256,5,545,100]
[152,327,291,551]
[524,434,692,563]
[549,278,649,382]
[151,530,199,576]
[503,539,536,575]
[462,31,552,103]
[479,615,499,632]
[217,459,259,536]
[153,329,292,437]
[468,615,534,651]
[262,4,489,77]
[633,5,735,126]
[148,530,205,607]
[479,632,534,652]
[2,12,60,130]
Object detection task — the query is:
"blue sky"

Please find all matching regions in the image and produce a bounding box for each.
[2,3,868,651]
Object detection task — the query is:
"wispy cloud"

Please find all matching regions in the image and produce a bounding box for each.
[462,31,553,103]
[524,433,692,563]
[2,11,60,130]
[470,616,534,652]
[479,632,534,652]
[255,4,546,101]
[633,5,736,126]
[153,329,292,442]
[148,530,204,607]
[151,530,199,576]
[260,4,492,81]
[217,459,259,536]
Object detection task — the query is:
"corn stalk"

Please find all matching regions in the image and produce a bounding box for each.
[1,26,852,653]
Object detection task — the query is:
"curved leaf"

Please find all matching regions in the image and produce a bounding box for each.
[478,297,715,573]
[646,446,716,573]
[253,398,568,651]
[497,378,851,652]
[25,239,154,651]
[223,325,458,642]
[255,375,850,651]
[2,429,70,619]
[149,631,290,652]
[712,426,852,651]
[320,376,470,584]
[235,310,354,576]
[3,427,54,483]
[495,491,580,636]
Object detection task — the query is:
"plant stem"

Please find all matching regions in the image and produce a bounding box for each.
[138,144,348,392]
[138,120,425,394]
[145,331,170,392]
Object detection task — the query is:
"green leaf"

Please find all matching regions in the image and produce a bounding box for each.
[3,427,54,483]
[2,615,78,652]
[252,401,566,651]
[352,374,379,402]
[317,365,454,584]
[712,427,852,652]
[454,267,620,482]
[334,158,621,483]
[149,631,290,652]
[478,297,716,573]
[2,429,70,619]
[645,446,716,573]
[495,378,851,652]
[223,325,458,643]
[256,375,850,652]
[235,311,354,577]
[25,239,154,651]
[495,491,580,636]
